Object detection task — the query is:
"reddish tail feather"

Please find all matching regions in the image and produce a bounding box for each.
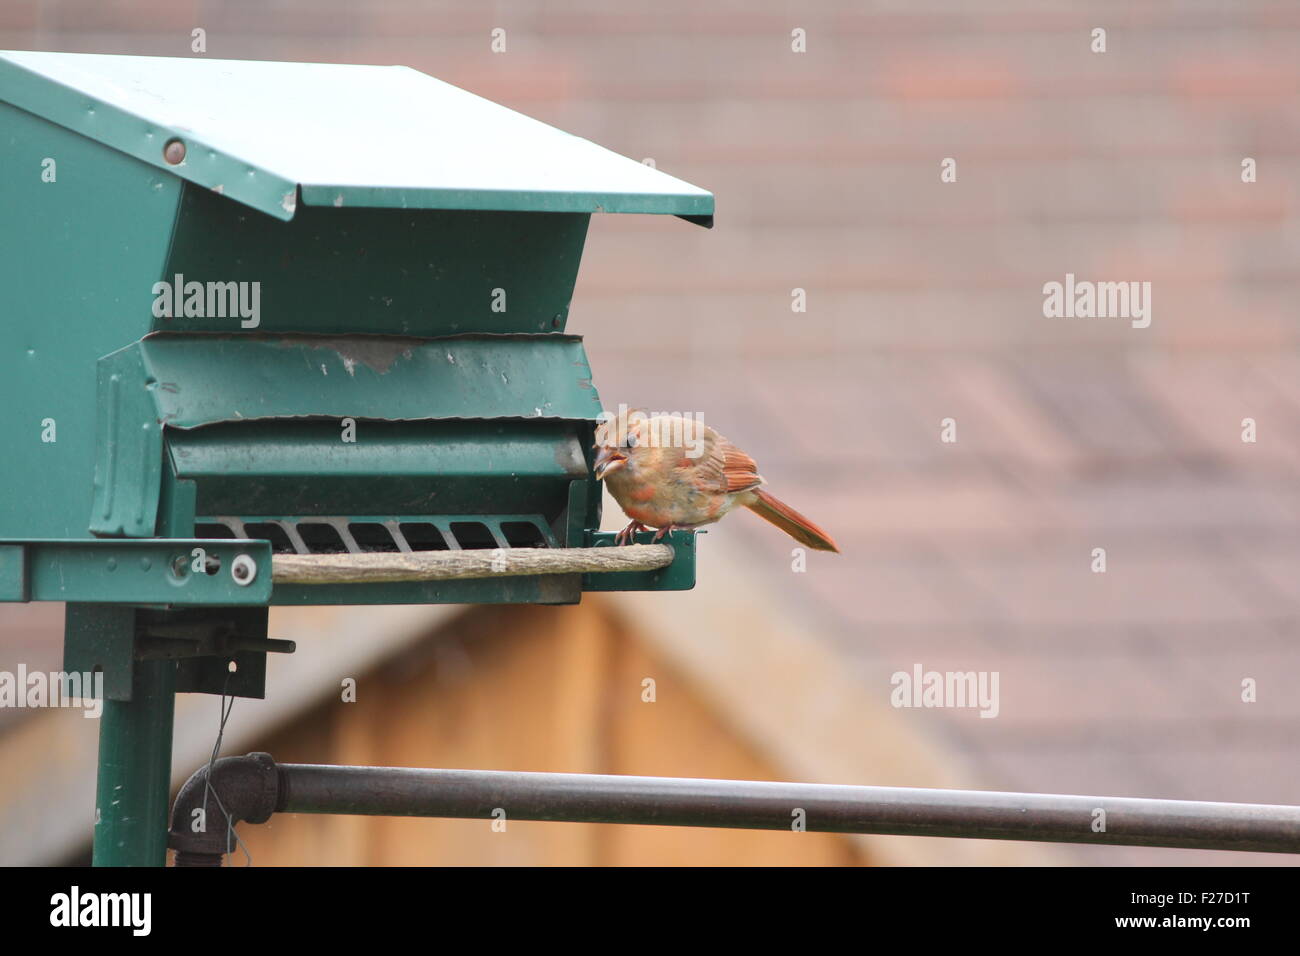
[746,488,840,553]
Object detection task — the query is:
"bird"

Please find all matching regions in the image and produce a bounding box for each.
[592,410,839,552]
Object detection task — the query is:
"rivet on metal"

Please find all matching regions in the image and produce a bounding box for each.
[163,138,186,165]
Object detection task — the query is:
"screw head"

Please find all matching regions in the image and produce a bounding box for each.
[163,138,187,165]
[231,553,258,586]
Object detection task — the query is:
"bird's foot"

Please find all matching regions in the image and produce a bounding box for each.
[651,524,680,543]
[615,521,649,546]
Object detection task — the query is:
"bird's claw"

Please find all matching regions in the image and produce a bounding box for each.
[651,524,678,543]
[615,521,648,546]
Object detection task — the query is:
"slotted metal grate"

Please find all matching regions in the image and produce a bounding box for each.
[196,516,557,555]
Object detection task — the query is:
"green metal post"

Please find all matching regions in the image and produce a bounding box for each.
[93,656,176,866]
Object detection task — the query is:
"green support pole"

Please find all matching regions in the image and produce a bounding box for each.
[92,657,177,867]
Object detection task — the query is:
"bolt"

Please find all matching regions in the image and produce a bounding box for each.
[163,138,186,165]
[231,553,258,587]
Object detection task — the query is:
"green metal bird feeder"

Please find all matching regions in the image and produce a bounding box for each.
[0,51,712,865]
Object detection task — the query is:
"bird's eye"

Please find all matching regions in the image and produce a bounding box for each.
[625,432,639,448]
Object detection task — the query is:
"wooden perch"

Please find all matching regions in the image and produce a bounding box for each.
[272,544,675,585]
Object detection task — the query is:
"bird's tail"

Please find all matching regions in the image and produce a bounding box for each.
[745,488,840,553]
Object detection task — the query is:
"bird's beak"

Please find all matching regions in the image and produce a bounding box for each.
[593,447,626,481]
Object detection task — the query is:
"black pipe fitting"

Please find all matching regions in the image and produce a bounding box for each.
[167,752,280,866]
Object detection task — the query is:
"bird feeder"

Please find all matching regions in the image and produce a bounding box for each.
[0,51,712,865]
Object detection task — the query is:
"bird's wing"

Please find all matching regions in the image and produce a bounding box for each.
[687,430,764,494]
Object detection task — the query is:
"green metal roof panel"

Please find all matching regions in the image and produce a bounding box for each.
[0,51,714,224]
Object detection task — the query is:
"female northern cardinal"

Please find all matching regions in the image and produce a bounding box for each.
[593,412,839,552]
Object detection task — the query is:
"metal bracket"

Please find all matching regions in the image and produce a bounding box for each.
[582,529,696,591]
[65,604,285,700]
[0,538,273,605]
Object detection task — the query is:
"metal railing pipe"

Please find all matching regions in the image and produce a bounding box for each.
[273,763,1300,854]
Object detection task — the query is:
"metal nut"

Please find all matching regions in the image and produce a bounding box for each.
[230,553,258,587]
